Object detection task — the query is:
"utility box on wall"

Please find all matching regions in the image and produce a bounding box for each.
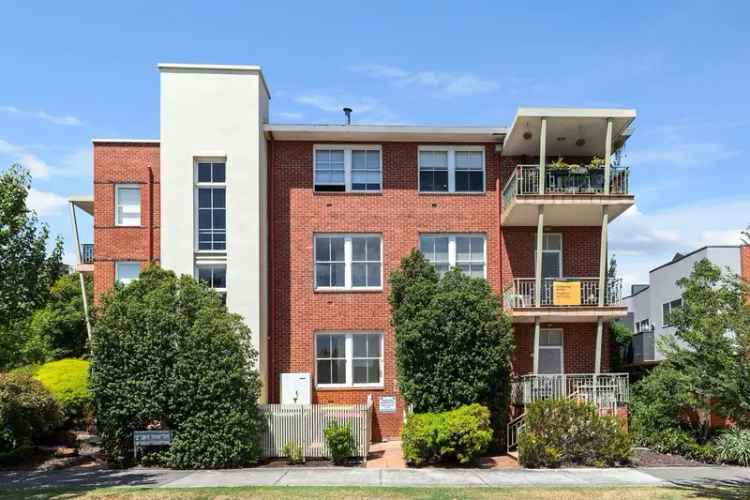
[280,373,311,405]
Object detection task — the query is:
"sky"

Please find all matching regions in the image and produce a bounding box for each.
[2,1,749,291]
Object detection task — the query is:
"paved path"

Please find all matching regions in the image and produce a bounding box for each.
[1,465,749,490]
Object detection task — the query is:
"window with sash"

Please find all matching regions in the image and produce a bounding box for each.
[196,160,226,251]
[314,234,382,290]
[419,234,486,278]
[315,332,383,387]
[314,146,381,192]
[115,185,141,226]
[418,147,484,193]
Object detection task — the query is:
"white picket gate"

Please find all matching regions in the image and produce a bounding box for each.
[259,404,372,460]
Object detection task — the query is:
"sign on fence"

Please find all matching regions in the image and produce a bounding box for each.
[553,281,581,306]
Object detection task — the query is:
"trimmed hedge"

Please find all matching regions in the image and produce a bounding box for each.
[33,358,92,425]
[518,399,631,468]
[90,266,264,468]
[401,404,493,465]
[0,373,62,453]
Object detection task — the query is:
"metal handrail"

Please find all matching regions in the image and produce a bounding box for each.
[504,277,623,307]
[511,373,630,408]
[81,243,94,264]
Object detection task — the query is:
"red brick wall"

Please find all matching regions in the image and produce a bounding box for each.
[269,141,502,439]
[93,142,160,301]
[512,322,611,375]
[502,227,601,281]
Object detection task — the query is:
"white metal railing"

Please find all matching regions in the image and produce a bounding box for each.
[511,373,630,409]
[81,243,94,264]
[502,164,630,208]
[506,413,525,452]
[504,277,623,308]
[260,404,372,460]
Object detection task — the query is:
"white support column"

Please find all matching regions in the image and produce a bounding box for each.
[68,202,92,342]
[534,206,544,307]
[538,117,547,195]
[598,206,609,306]
[595,317,603,374]
[533,317,541,374]
[604,118,613,195]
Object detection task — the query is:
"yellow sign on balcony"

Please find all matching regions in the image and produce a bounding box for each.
[553,281,581,306]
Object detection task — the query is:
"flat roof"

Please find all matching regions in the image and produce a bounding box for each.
[157,63,271,98]
[265,124,507,143]
[92,138,160,144]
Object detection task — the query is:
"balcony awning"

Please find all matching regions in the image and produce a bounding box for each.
[69,195,93,216]
[503,107,636,156]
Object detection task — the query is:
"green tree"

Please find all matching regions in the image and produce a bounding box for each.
[0,164,64,369]
[389,250,514,441]
[26,273,93,360]
[659,258,750,429]
[90,265,264,468]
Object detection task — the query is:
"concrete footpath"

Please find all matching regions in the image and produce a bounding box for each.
[1,465,750,490]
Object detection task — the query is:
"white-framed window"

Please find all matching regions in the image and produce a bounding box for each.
[536,233,563,279]
[314,234,382,290]
[419,234,486,278]
[196,264,227,304]
[314,145,382,193]
[538,329,564,374]
[115,261,141,285]
[115,184,141,226]
[418,146,485,193]
[195,159,226,252]
[315,332,384,388]
[662,298,682,327]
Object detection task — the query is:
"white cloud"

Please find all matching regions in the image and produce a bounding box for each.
[353,64,499,97]
[0,141,91,180]
[610,198,749,291]
[0,105,82,126]
[27,188,68,216]
[294,93,400,124]
[627,142,738,167]
[19,153,53,179]
[275,111,303,121]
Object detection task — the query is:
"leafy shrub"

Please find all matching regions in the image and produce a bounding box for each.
[33,358,92,426]
[0,373,62,452]
[518,399,631,468]
[389,252,513,447]
[90,266,264,468]
[646,428,695,455]
[282,442,304,465]
[324,422,355,465]
[685,442,720,464]
[716,428,750,466]
[401,404,493,465]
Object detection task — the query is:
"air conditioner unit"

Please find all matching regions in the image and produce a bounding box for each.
[280,373,311,405]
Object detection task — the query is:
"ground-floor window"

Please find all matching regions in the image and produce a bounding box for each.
[196,263,227,304]
[538,329,563,374]
[315,332,383,388]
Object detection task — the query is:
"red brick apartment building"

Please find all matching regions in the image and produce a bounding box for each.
[69,64,635,440]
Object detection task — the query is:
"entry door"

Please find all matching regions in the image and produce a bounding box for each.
[538,329,563,374]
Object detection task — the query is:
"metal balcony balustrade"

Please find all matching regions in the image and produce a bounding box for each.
[510,373,630,408]
[503,277,623,308]
[502,164,630,209]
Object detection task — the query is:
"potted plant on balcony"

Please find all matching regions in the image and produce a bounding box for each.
[587,155,606,192]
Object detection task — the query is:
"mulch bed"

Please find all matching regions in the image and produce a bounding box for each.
[632,447,707,467]
[259,457,364,468]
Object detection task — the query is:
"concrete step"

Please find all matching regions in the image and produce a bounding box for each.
[507,450,519,461]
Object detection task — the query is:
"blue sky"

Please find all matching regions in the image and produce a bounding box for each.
[2,1,749,289]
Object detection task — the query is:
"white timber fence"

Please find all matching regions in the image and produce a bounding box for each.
[259,404,372,461]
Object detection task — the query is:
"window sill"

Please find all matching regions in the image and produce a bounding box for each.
[314,191,384,196]
[316,385,384,391]
[418,191,486,196]
[114,224,146,228]
[314,288,384,294]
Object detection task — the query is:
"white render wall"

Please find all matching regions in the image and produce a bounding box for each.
[159,65,269,401]
[628,246,742,362]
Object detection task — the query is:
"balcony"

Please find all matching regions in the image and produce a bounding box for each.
[503,277,627,322]
[501,164,634,226]
[627,329,657,366]
[75,243,94,272]
[511,373,630,409]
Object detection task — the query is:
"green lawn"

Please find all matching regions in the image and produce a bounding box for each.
[3,485,748,500]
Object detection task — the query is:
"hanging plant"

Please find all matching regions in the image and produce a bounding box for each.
[589,155,606,169]
[549,156,569,170]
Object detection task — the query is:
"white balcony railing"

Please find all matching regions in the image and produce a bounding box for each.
[504,277,623,308]
[511,373,630,409]
[502,164,630,209]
